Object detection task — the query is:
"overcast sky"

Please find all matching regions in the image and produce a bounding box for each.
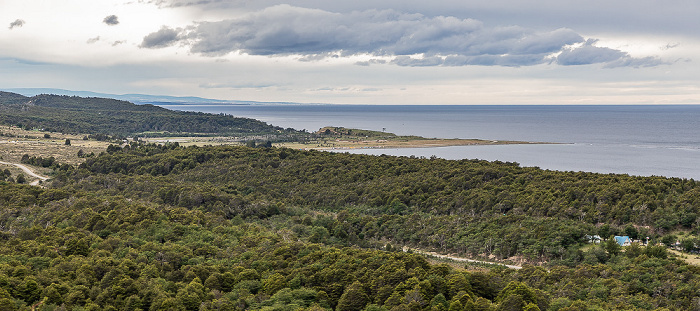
[1,0,698,104]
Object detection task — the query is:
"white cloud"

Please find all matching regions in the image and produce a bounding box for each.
[555,40,664,67]
[140,26,182,48]
[140,5,660,68]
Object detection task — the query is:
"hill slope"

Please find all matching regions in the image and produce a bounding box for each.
[2,144,700,310]
[67,144,700,260]
[0,92,290,136]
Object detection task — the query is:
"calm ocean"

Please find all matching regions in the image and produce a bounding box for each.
[158,104,700,180]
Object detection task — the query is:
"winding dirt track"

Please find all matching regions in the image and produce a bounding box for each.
[0,161,49,185]
[405,248,522,269]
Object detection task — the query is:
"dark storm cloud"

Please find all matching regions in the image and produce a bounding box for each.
[139,26,182,48]
[8,19,25,30]
[143,5,664,67]
[103,15,120,25]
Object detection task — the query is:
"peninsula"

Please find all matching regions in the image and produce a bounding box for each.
[273,126,547,150]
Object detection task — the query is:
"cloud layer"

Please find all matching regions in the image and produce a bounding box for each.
[140,5,662,67]
[141,5,661,67]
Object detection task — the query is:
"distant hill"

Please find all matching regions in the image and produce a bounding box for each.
[1,88,308,105]
[0,91,294,136]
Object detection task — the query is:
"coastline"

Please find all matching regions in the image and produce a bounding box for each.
[276,138,553,151]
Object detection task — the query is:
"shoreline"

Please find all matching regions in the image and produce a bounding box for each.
[277,138,554,151]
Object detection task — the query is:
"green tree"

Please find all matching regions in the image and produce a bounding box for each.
[177,278,205,311]
[0,288,15,311]
[43,284,63,305]
[626,243,643,258]
[337,281,369,311]
[64,237,90,256]
[364,304,388,311]
[681,239,696,253]
[430,293,449,311]
[661,235,677,247]
[604,237,621,256]
[497,295,524,311]
[448,299,463,311]
[447,273,472,298]
[523,302,540,311]
[263,273,287,295]
[17,277,42,304]
[496,282,537,306]
[624,225,638,240]
[598,224,611,240]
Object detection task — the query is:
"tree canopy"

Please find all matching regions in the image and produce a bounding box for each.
[2,139,700,310]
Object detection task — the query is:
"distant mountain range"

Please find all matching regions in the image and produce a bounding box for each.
[0,88,307,105]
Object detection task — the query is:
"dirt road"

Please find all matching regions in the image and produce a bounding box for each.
[0,161,49,185]
[405,247,522,269]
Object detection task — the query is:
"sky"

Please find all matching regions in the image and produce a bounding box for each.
[1,0,699,105]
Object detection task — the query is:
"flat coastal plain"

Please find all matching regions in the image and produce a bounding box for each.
[277,137,547,150]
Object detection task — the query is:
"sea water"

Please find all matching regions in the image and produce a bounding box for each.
[157,104,700,180]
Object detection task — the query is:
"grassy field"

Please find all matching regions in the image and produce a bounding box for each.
[137,126,546,150]
[0,126,110,165]
[279,126,546,150]
[669,250,700,266]
[1,124,547,185]
[139,136,248,147]
[276,138,542,150]
[137,135,537,150]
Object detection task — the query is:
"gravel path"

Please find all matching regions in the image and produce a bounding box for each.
[405,247,523,269]
[0,161,49,185]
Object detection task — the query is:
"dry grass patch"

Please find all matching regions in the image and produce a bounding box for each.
[140,136,247,147]
[669,249,700,266]
[278,138,547,151]
[0,126,110,165]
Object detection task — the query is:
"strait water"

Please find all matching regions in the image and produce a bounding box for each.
[158,104,700,180]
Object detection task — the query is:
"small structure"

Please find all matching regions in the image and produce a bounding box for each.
[614,236,632,247]
[585,234,602,244]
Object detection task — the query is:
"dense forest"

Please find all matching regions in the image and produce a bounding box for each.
[66,144,700,261]
[0,92,294,137]
[3,142,700,310]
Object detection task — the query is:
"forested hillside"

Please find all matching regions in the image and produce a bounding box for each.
[0,92,291,136]
[3,143,700,310]
[67,144,700,261]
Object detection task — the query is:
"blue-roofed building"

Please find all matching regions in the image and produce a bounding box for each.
[614,236,632,247]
